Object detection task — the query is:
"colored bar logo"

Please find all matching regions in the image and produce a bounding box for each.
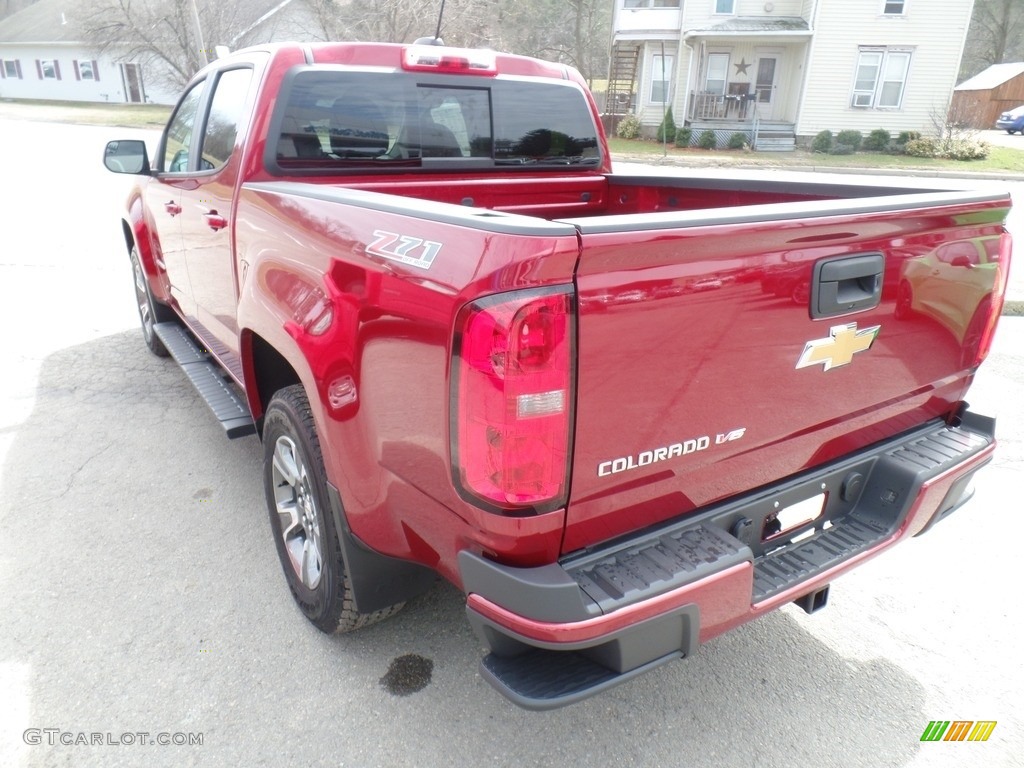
[921,721,997,742]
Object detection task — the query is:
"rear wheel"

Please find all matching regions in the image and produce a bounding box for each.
[262,385,403,633]
[130,247,172,357]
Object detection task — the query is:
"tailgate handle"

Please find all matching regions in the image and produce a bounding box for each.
[810,253,884,319]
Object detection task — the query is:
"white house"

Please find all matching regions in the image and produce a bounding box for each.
[0,0,180,104]
[609,0,977,148]
[0,0,318,105]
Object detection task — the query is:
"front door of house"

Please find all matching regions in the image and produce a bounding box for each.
[754,55,777,119]
[121,63,145,103]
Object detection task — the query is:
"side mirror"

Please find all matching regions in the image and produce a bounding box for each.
[104,139,151,174]
[950,255,975,269]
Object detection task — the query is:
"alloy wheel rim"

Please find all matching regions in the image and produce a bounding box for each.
[271,435,324,590]
[133,257,153,340]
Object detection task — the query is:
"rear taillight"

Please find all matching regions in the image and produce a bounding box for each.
[451,286,575,514]
[975,231,1012,367]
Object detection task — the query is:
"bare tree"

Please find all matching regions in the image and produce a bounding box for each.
[490,0,610,84]
[73,0,257,89]
[72,0,611,91]
[304,0,496,47]
[305,0,425,42]
[961,0,1024,80]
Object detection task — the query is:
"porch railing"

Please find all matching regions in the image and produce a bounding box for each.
[688,91,755,121]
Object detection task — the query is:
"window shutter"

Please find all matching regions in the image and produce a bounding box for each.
[0,63,5,79]
[54,60,61,80]
[36,59,42,79]
[16,60,22,79]
[74,60,80,80]
[93,60,100,81]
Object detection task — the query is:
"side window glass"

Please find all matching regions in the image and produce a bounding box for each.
[200,68,253,171]
[163,82,205,173]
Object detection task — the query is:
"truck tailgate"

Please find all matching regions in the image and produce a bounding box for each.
[561,192,1009,553]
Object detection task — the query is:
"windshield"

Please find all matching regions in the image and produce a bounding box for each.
[268,67,601,173]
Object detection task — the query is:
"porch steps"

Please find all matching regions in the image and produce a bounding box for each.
[754,132,796,151]
[606,43,640,115]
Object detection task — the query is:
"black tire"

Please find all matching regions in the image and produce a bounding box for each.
[130,247,173,357]
[1007,129,1016,135]
[262,385,403,634]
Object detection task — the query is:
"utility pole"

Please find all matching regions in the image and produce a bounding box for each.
[190,0,209,66]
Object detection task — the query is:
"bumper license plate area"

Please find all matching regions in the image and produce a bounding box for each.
[761,492,827,546]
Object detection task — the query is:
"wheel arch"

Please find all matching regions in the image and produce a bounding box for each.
[243,329,303,434]
[253,344,436,617]
[119,218,135,256]
[119,203,169,305]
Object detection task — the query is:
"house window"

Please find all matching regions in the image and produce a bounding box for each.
[2,59,22,78]
[852,48,911,108]
[714,0,736,14]
[883,0,906,14]
[38,59,60,80]
[650,54,674,103]
[75,60,98,81]
[705,53,729,95]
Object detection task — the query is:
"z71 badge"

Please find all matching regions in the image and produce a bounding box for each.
[367,230,442,270]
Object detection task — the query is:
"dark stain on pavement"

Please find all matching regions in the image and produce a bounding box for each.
[380,654,434,696]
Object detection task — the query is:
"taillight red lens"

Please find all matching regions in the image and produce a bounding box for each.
[451,287,575,513]
[975,231,1012,367]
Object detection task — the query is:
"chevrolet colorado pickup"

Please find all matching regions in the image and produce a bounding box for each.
[104,41,1010,709]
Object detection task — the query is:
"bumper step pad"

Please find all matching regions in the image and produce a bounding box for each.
[153,323,256,439]
[481,648,679,711]
[752,516,886,602]
[567,525,749,613]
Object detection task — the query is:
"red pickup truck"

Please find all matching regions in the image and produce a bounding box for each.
[105,41,1010,709]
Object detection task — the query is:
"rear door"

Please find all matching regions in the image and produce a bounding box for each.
[560,192,1009,553]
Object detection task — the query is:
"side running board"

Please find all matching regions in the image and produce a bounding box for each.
[153,322,256,439]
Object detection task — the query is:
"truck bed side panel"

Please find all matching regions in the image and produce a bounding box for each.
[234,182,583,580]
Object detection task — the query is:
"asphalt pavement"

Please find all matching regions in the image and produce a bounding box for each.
[0,118,1021,768]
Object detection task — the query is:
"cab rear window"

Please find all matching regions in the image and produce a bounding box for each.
[267,67,601,173]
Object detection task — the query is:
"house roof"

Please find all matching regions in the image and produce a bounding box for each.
[955,62,1024,91]
[684,16,811,38]
[0,0,80,43]
[0,0,300,45]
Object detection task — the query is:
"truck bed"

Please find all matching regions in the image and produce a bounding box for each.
[238,171,1009,559]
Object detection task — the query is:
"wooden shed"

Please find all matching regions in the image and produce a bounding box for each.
[952,63,1024,128]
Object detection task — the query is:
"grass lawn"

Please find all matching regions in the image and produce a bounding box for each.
[608,136,1024,174]
[0,98,172,128]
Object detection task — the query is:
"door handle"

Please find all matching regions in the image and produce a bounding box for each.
[164,201,182,216]
[203,210,228,231]
[810,253,884,318]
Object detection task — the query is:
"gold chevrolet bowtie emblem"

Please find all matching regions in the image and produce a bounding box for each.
[796,323,881,371]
